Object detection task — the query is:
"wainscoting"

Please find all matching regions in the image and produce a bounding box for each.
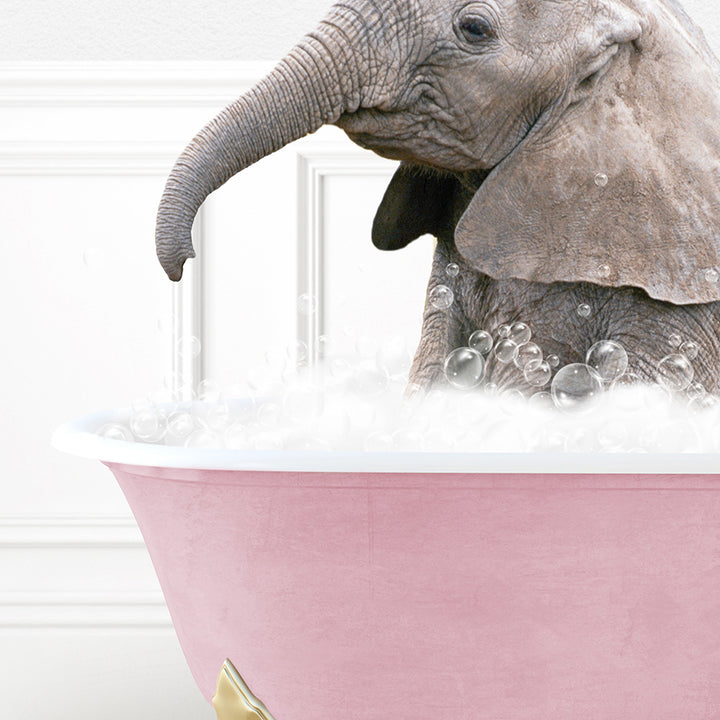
[0,62,433,718]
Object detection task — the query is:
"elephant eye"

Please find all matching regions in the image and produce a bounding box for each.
[457,15,495,44]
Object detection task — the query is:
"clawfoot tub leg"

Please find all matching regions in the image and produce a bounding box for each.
[212,660,276,720]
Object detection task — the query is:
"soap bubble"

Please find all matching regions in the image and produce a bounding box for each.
[257,402,281,428]
[445,262,460,278]
[166,412,194,440]
[704,268,719,283]
[497,324,511,338]
[668,333,682,347]
[585,340,628,383]
[376,338,412,377]
[129,408,166,441]
[468,329,493,356]
[429,285,454,310]
[98,423,133,442]
[687,382,706,401]
[494,339,519,364]
[546,354,560,368]
[283,383,324,422]
[656,354,694,392]
[514,342,542,370]
[364,431,395,452]
[350,362,389,396]
[551,363,603,412]
[594,172,609,187]
[185,429,222,449]
[297,293,317,315]
[443,347,485,389]
[598,264,612,279]
[197,379,221,403]
[252,432,283,450]
[508,322,532,346]
[679,340,699,361]
[528,391,553,408]
[201,403,232,432]
[524,359,552,387]
[177,335,201,358]
[576,303,592,318]
[287,340,309,364]
[224,423,248,449]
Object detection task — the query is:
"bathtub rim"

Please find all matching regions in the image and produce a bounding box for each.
[52,407,720,474]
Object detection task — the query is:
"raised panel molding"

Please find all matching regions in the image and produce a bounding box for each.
[0,517,170,629]
[0,61,274,107]
[296,147,397,361]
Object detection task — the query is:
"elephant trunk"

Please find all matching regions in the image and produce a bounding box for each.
[155,12,367,281]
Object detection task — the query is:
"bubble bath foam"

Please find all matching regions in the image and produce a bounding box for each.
[54,412,720,719]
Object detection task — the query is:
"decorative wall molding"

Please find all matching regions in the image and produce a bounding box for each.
[296,147,397,362]
[0,516,170,629]
[0,515,141,548]
[0,61,274,107]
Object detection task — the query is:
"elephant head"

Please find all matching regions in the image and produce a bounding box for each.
[156,0,720,311]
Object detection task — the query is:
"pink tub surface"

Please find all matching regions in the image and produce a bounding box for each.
[54,412,720,719]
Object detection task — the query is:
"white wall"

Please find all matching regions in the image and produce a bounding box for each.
[3,1,720,719]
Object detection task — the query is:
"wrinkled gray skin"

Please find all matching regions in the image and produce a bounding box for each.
[156,0,720,394]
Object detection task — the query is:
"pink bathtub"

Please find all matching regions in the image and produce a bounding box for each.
[54,410,720,719]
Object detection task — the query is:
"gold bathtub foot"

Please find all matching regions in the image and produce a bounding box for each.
[212,659,276,720]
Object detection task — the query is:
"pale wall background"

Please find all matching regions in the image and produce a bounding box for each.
[2,1,720,719]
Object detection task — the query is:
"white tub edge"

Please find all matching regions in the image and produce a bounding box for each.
[50,408,720,475]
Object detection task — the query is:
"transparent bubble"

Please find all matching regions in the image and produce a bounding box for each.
[445,262,460,278]
[546,354,560,368]
[551,363,603,412]
[98,423,133,442]
[704,268,719,283]
[251,432,283,450]
[327,357,353,383]
[197,379,221,403]
[585,340,628,383]
[181,429,218,449]
[286,340,309,365]
[514,342,542,370]
[668,332,682,348]
[576,303,592,318]
[257,402,281,428]
[166,412,194,440]
[443,347,485,389]
[468,329,493,356]
[177,335,201,359]
[364,431,395,452]
[687,382,706,401]
[355,335,379,358]
[82,247,107,271]
[129,408,166,441]
[528,391,553,409]
[429,284,454,310]
[594,172,609,187]
[297,293,317,316]
[494,338,519,364]
[314,335,334,359]
[524,359,552,387]
[508,322,531,346]
[598,264,611,279]
[376,338,412,377]
[656,354,694,392]
[202,403,232,432]
[497,324,511,338]
[224,423,248,449]
[689,394,717,413]
[350,362,389,396]
[679,340,699,361]
[283,383,324,422]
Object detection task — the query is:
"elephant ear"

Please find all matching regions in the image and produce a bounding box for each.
[372,163,464,250]
[455,0,720,305]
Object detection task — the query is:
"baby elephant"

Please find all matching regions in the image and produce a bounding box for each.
[155,0,720,394]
